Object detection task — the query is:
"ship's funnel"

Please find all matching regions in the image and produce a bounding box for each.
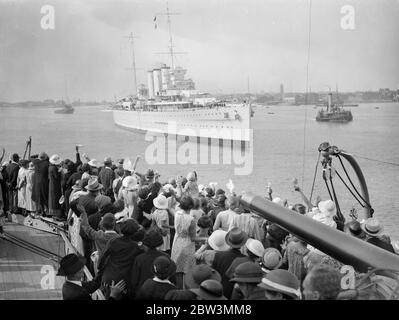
[147,70,155,98]
[153,69,162,96]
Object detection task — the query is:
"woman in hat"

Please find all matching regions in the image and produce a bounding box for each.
[190,279,227,300]
[230,262,266,300]
[165,264,221,300]
[226,238,265,281]
[67,179,89,256]
[148,194,172,253]
[119,176,139,220]
[194,229,230,266]
[258,269,301,300]
[136,256,177,300]
[17,160,29,215]
[171,195,197,289]
[182,171,199,198]
[25,162,36,215]
[48,154,63,219]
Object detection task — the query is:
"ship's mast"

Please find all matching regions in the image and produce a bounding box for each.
[156,1,185,69]
[166,1,174,69]
[125,32,138,95]
[64,74,69,104]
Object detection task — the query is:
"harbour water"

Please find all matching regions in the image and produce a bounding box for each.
[1,102,398,240]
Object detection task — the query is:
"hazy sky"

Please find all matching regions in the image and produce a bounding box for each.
[1,0,398,102]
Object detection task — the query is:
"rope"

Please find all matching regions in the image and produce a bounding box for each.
[351,154,399,167]
[301,0,312,189]
[309,151,321,204]
[334,169,365,208]
[4,232,62,259]
[323,170,333,200]
[328,169,343,221]
[337,155,372,208]
[3,234,60,262]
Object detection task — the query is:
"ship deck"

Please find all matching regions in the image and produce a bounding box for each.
[0,218,65,300]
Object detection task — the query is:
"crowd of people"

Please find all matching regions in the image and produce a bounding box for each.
[1,147,399,300]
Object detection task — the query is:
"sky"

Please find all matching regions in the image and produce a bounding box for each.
[0,0,398,102]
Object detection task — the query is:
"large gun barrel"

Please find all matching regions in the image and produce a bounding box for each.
[240,193,399,273]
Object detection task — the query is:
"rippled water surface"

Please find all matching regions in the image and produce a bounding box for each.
[1,102,398,240]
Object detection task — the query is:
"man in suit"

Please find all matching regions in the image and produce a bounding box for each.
[5,153,20,214]
[57,253,100,300]
[58,253,126,300]
[98,157,115,201]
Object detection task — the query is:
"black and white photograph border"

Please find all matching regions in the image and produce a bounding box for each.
[0,0,399,305]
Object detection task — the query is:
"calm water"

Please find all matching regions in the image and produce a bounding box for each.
[1,102,399,240]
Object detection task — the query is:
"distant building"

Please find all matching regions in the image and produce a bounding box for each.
[295,92,320,105]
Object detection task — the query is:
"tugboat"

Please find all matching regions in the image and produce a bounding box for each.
[54,101,74,114]
[316,92,353,122]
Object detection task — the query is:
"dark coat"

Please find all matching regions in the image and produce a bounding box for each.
[164,289,197,300]
[48,164,62,213]
[129,249,168,297]
[98,235,143,285]
[98,167,115,198]
[136,279,176,300]
[61,280,100,300]
[212,248,245,299]
[5,162,19,190]
[78,193,98,216]
[32,158,49,207]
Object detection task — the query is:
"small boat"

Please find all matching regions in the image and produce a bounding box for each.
[267,112,275,115]
[375,106,380,109]
[54,102,74,114]
[316,93,352,122]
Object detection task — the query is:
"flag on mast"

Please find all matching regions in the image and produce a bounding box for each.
[153,15,157,29]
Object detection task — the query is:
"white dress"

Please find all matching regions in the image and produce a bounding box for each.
[17,168,27,209]
[152,209,171,251]
[25,169,36,212]
[67,190,87,255]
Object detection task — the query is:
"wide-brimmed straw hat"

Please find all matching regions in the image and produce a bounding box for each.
[85,178,103,191]
[245,238,265,258]
[225,227,248,249]
[361,218,384,237]
[318,200,336,217]
[153,194,169,210]
[88,159,100,168]
[258,269,301,299]
[190,280,227,300]
[208,230,229,251]
[230,262,263,284]
[57,253,85,276]
[344,220,366,239]
[185,264,221,289]
[262,248,283,271]
[122,176,138,191]
[49,154,62,165]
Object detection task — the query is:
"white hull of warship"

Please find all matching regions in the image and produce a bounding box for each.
[113,101,252,142]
